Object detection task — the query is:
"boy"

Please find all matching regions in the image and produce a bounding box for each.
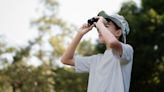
[61,11,134,92]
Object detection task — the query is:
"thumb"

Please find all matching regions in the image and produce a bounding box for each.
[93,22,97,28]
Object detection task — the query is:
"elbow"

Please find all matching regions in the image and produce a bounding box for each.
[61,56,74,65]
[60,53,74,66]
[111,40,120,48]
[107,39,120,48]
[61,57,67,64]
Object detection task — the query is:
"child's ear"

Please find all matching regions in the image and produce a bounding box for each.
[115,29,122,37]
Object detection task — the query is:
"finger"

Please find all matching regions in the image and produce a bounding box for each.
[93,22,97,27]
[89,24,94,29]
[84,23,89,27]
[82,23,87,28]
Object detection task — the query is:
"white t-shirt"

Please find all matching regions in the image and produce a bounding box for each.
[74,43,133,92]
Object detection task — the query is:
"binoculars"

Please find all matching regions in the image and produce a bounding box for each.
[87,17,110,25]
[87,17,99,25]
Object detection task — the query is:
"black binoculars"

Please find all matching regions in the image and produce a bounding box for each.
[87,17,110,25]
[87,17,99,25]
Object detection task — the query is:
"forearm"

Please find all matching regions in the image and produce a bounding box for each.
[98,23,119,48]
[61,23,93,65]
[61,32,83,61]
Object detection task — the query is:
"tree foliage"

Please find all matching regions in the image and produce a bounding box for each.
[54,68,88,92]
[0,0,61,92]
[118,0,164,92]
[0,63,55,92]
[0,0,90,92]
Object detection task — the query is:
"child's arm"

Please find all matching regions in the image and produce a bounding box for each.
[61,23,94,66]
[95,16,123,56]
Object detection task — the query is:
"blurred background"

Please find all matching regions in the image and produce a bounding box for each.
[0,0,163,92]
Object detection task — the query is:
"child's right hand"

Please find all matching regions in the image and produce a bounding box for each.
[78,23,94,35]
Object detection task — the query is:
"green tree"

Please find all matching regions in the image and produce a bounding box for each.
[0,63,55,92]
[31,0,76,64]
[119,0,164,91]
[0,36,16,68]
[0,0,63,91]
[0,40,55,92]
[54,68,88,92]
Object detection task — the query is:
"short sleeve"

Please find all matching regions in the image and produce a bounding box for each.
[120,43,134,64]
[74,55,101,73]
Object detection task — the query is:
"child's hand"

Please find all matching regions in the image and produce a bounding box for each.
[94,16,108,28]
[78,23,94,35]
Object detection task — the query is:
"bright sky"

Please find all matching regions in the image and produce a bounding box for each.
[0,0,141,46]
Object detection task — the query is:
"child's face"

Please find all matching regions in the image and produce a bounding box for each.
[98,21,121,44]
